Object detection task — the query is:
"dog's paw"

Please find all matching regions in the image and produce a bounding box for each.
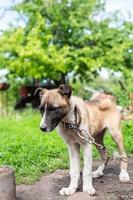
[92,170,103,178]
[119,169,130,182]
[59,187,76,196]
[83,185,96,196]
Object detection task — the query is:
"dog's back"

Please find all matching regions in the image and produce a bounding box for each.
[85,92,121,135]
[90,92,116,109]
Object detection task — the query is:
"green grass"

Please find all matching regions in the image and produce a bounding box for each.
[0,109,133,184]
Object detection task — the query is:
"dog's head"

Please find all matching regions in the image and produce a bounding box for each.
[39,84,71,132]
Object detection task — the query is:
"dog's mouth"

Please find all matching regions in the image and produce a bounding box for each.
[40,127,55,133]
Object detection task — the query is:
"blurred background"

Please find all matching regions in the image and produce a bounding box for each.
[0,0,132,184]
[0,0,133,111]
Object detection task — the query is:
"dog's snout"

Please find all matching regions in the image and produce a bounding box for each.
[40,125,48,132]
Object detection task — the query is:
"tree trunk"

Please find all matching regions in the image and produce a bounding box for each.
[0,167,16,200]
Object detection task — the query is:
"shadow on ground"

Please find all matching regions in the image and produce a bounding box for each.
[16,157,133,200]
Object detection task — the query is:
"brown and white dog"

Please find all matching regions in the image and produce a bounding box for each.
[39,85,130,196]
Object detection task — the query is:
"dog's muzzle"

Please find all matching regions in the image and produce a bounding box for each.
[40,125,48,132]
[40,122,57,132]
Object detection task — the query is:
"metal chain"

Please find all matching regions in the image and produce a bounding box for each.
[62,122,128,164]
[62,122,111,159]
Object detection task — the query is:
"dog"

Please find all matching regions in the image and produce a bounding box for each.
[39,84,130,196]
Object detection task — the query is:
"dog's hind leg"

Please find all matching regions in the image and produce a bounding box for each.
[109,127,130,182]
[92,130,107,178]
[59,143,80,196]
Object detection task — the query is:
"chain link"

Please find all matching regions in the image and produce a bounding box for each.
[62,122,111,159]
[62,121,128,164]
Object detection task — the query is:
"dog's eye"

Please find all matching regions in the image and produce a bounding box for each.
[48,106,59,111]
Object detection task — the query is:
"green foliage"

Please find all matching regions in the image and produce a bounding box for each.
[0,109,132,183]
[0,0,133,82]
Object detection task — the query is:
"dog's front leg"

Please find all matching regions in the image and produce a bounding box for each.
[59,143,80,196]
[83,142,96,195]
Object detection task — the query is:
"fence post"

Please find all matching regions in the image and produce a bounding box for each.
[0,167,16,200]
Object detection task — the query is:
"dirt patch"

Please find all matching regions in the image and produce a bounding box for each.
[16,157,133,200]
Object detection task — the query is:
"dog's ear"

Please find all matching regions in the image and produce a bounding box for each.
[58,84,71,98]
[34,87,46,98]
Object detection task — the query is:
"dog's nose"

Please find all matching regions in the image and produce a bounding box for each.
[40,125,48,132]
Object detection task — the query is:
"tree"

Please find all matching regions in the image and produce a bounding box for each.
[0,0,133,83]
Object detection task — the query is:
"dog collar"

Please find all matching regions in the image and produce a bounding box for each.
[62,105,81,129]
